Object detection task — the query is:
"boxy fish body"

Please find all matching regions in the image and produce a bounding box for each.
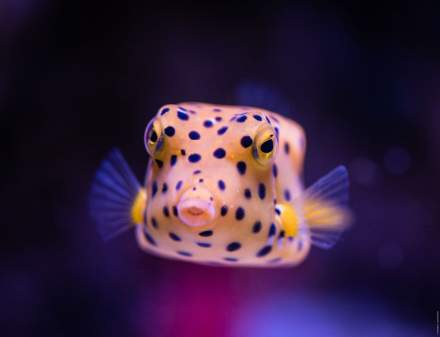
[90,103,351,267]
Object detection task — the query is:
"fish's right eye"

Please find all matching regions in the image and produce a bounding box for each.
[144,119,163,157]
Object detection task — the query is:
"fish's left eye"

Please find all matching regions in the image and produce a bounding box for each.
[253,126,277,166]
[144,119,164,157]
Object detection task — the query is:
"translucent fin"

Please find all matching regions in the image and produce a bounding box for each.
[89,149,142,241]
[303,166,352,249]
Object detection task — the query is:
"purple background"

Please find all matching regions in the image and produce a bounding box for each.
[2,1,439,337]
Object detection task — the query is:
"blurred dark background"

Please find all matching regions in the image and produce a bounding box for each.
[2,1,439,336]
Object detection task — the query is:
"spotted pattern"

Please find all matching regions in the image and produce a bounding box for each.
[217,126,228,135]
[152,181,158,197]
[164,126,175,137]
[258,183,266,200]
[284,142,290,154]
[177,110,189,121]
[169,232,181,241]
[199,230,213,237]
[204,120,213,128]
[189,131,200,140]
[237,161,247,175]
[213,148,226,159]
[188,153,201,163]
[257,245,272,257]
[252,221,262,233]
[160,107,170,115]
[226,242,241,252]
[240,135,253,148]
[170,155,177,166]
[218,180,226,191]
[141,103,308,267]
[235,207,245,220]
[145,231,157,246]
[236,115,247,123]
[177,251,192,257]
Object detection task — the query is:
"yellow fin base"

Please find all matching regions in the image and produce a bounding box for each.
[276,203,299,237]
[131,188,147,224]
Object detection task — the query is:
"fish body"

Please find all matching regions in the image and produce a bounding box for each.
[90,103,351,267]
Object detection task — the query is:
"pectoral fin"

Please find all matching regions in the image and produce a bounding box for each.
[89,149,146,241]
[303,165,352,249]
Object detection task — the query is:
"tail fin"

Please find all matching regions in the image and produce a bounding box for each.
[303,166,352,249]
[89,149,145,241]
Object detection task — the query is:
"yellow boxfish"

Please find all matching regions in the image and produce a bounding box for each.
[90,103,352,267]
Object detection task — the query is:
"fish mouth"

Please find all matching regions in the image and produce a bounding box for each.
[177,189,216,227]
[186,207,204,216]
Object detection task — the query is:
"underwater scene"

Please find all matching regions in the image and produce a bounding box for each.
[2,1,439,337]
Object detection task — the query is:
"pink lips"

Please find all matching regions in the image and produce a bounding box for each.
[177,187,216,227]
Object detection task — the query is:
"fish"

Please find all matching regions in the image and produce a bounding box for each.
[89,102,352,267]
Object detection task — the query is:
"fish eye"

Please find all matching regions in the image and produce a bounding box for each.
[144,119,164,157]
[253,126,277,165]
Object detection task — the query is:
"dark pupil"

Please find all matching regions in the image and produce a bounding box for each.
[150,130,158,142]
[260,138,273,153]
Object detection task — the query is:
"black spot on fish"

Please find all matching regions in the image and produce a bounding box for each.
[197,242,211,248]
[218,180,226,191]
[164,126,175,137]
[226,242,241,252]
[220,205,228,216]
[213,148,226,159]
[252,221,262,233]
[170,155,177,167]
[258,183,266,200]
[145,231,157,246]
[204,120,213,128]
[169,232,181,241]
[236,115,247,123]
[177,111,189,121]
[199,230,213,237]
[177,251,192,257]
[188,153,201,163]
[217,126,228,135]
[257,245,272,257]
[235,207,245,220]
[237,161,247,175]
[268,223,276,237]
[284,189,291,201]
[272,164,278,177]
[189,131,200,140]
[284,142,290,154]
[152,181,158,197]
[240,135,253,148]
[160,107,169,116]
